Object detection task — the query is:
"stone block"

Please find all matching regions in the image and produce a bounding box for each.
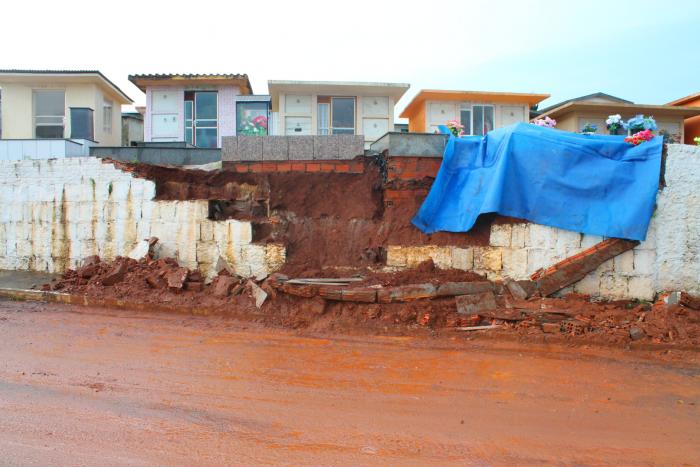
[386,246,408,267]
[633,249,655,275]
[580,234,604,249]
[527,224,558,249]
[510,224,528,248]
[313,136,340,160]
[627,276,654,301]
[237,136,263,161]
[221,136,239,162]
[599,274,628,300]
[288,136,314,160]
[490,224,512,247]
[451,247,474,271]
[474,247,502,272]
[613,250,635,275]
[502,248,529,279]
[556,230,582,250]
[573,271,600,296]
[338,135,365,160]
[262,136,289,161]
[455,291,497,315]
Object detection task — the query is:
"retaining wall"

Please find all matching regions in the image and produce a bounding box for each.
[0,157,284,279]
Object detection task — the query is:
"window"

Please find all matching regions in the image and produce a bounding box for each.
[236,101,269,136]
[472,105,494,136]
[69,108,94,140]
[194,92,217,148]
[331,97,355,134]
[459,108,472,135]
[34,90,65,138]
[103,98,113,133]
[317,103,330,135]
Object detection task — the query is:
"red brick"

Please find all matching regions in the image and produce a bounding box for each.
[291,162,306,171]
[335,164,350,173]
[306,163,321,172]
[349,162,364,173]
[320,163,335,172]
[248,163,263,172]
[277,162,291,172]
[235,164,249,173]
[261,162,277,172]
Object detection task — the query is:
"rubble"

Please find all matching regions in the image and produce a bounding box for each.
[455,291,497,315]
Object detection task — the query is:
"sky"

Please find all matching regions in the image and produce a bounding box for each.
[1,0,698,119]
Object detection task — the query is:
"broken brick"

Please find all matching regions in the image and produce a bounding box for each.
[341,288,377,303]
[166,267,189,291]
[377,283,436,303]
[455,291,497,316]
[535,238,639,297]
[101,261,128,286]
[213,276,238,298]
[436,281,492,297]
[248,280,268,308]
[505,279,532,300]
[145,272,167,289]
[280,283,319,298]
[542,322,560,333]
[186,281,203,292]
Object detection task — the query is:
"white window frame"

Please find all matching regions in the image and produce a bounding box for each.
[103,97,113,133]
[33,89,65,138]
[472,104,495,136]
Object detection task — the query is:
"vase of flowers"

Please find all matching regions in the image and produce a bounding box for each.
[606,114,625,135]
[581,122,598,135]
[532,116,556,128]
[624,129,654,146]
[625,114,657,135]
[446,120,465,137]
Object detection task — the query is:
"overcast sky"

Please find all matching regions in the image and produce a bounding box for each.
[2,0,698,118]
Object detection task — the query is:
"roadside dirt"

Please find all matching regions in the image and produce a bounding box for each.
[1,299,698,465]
[45,256,700,349]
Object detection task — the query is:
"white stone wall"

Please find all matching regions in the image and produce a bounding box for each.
[0,157,284,280]
[386,144,700,301]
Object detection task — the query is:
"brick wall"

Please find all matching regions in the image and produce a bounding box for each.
[386,156,442,182]
[224,159,366,174]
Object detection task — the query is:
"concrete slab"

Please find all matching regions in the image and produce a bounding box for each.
[0,269,60,291]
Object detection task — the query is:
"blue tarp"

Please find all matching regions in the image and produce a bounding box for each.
[412,122,662,241]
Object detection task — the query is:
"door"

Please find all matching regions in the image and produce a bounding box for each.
[193,92,218,148]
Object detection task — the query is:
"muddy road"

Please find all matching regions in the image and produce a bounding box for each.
[0,299,698,465]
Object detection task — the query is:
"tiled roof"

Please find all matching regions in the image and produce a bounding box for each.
[0,69,133,103]
[128,73,252,94]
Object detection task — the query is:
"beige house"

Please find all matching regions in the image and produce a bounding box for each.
[0,70,133,146]
[536,93,700,142]
[268,80,410,147]
[400,89,549,134]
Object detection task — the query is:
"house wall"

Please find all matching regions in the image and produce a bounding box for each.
[145,85,241,148]
[121,117,144,146]
[674,95,700,144]
[414,100,530,134]
[0,81,122,146]
[274,92,395,147]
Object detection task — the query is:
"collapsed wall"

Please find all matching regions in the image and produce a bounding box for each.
[0,144,697,300]
[0,157,284,279]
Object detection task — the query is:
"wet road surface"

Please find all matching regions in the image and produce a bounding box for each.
[0,299,699,465]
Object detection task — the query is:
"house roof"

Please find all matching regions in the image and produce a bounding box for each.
[538,92,633,114]
[0,69,133,104]
[666,91,700,107]
[536,101,700,120]
[400,89,550,119]
[128,73,252,94]
[268,80,410,111]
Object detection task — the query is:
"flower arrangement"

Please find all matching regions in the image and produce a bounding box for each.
[694,136,700,146]
[625,114,657,134]
[532,116,556,128]
[581,122,598,134]
[624,129,654,146]
[239,114,268,135]
[605,114,625,134]
[446,119,465,137]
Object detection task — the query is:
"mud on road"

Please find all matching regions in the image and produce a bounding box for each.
[0,298,699,465]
